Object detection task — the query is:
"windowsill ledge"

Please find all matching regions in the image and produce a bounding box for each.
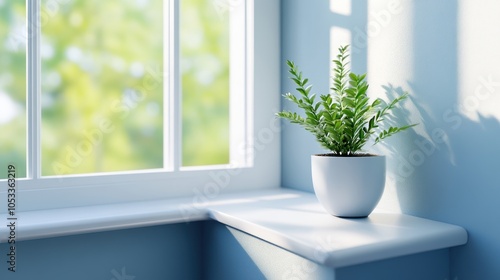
[0,189,467,268]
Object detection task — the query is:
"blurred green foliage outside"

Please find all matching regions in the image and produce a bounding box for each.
[0,0,230,179]
[181,0,230,167]
[0,0,27,179]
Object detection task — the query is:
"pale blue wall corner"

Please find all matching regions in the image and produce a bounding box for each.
[281,0,500,278]
[0,224,203,279]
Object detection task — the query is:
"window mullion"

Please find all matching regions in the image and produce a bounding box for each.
[27,0,41,179]
[245,0,255,167]
[229,0,251,167]
[173,0,181,171]
[164,0,180,171]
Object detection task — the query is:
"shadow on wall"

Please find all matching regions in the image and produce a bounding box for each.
[383,1,500,279]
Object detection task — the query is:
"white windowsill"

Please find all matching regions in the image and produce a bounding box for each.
[0,189,467,268]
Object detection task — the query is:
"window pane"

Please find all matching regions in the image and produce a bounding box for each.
[181,0,230,166]
[41,0,164,176]
[0,0,27,179]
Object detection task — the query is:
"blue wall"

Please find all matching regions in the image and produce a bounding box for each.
[281,0,500,279]
[0,223,202,279]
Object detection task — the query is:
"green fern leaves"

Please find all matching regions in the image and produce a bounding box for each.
[277,45,417,155]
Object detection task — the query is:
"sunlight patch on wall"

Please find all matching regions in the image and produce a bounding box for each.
[330,0,351,16]
[366,0,412,91]
[352,0,421,133]
[458,0,500,122]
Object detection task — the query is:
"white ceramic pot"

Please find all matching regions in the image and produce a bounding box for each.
[311,154,386,218]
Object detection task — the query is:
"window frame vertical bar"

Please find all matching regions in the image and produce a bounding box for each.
[228,0,249,167]
[27,0,40,179]
[164,0,175,171]
[170,0,181,171]
[245,0,255,167]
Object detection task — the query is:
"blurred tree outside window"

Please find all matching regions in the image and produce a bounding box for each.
[0,0,237,179]
[0,0,27,179]
[181,0,230,167]
[41,0,166,176]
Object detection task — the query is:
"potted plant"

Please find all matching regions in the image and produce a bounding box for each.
[277,45,416,218]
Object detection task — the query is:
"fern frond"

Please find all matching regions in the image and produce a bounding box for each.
[278,46,417,155]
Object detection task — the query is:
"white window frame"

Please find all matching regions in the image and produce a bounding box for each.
[0,0,280,212]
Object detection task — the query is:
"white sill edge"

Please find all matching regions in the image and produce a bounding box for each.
[0,188,468,268]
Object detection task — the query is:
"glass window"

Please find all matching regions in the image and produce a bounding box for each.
[0,0,283,213]
[0,0,27,179]
[181,0,231,167]
[41,0,164,176]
